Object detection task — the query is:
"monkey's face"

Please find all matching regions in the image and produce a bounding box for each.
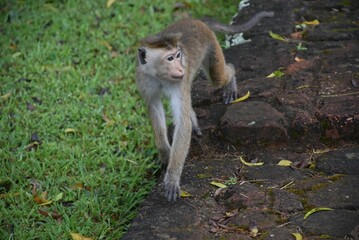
[138,47,184,82]
[159,49,184,82]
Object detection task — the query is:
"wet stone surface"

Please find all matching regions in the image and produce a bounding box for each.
[124,0,359,239]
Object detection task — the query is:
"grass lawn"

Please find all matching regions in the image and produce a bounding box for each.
[0,0,236,239]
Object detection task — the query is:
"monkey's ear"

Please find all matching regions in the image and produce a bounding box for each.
[138,48,147,64]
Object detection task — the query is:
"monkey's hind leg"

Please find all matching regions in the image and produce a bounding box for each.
[208,42,238,104]
[222,63,237,104]
[191,108,202,136]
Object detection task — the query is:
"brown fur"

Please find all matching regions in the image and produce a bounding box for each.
[136,19,237,201]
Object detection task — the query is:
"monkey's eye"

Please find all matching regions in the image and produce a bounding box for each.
[176,51,181,58]
[167,56,174,61]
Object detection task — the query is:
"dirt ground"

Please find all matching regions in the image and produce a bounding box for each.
[124,0,359,239]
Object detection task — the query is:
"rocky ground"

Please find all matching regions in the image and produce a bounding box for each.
[124,0,359,239]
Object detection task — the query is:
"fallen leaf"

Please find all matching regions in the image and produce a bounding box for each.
[102,111,115,127]
[225,209,238,217]
[291,232,303,240]
[196,173,212,179]
[214,187,226,197]
[290,31,303,40]
[250,226,259,237]
[269,31,288,42]
[24,141,39,151]
[73,183,91,191]
[34,195,52,205]
[210,181,227,189]
[231,91,250,104]
[53,192,63,201]
[100,41,113,50]
[302,19,319,25]
[106,0,116,8]
[0,192,20,198]
[38,209,62,222]
[239,156,264,167]
[1,92,11,101]
[277,160,293,166]
[12,52,22,58]
[110,50,119,58]
[70,233,93,240]
[304,207,333,219]
[180,190,191,198]
[9,42,17,50]
[65,128,77,133]
[312,148,331,154]
[295,57,305,62]
[266,68,285,78]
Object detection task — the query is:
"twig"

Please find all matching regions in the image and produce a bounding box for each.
[281,181,294,189]
[319,92,359,98]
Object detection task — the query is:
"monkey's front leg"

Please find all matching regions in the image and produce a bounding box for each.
[148,98,171,165]
[164,86,192,201]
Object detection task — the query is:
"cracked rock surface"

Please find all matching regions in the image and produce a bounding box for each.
[124,0,359,239]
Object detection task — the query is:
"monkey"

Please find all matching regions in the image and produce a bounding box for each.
[136,11,274,201]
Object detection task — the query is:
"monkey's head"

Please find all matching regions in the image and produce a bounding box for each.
[138,33,185,82]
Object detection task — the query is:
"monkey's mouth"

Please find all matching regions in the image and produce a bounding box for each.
[171,75,184,80]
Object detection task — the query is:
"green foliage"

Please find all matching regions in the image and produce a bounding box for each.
[0,0,236,238]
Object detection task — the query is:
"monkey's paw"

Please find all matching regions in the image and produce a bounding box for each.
[223,78,238,104]
[164,174,181,201]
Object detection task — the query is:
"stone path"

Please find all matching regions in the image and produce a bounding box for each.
[124,0,359,239]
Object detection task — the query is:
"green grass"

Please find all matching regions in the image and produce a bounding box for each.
[0,0,236,239]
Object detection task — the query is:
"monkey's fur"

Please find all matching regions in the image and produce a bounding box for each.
[136,12,273,201]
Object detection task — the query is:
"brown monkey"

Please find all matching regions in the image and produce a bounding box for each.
[136,12,273,201]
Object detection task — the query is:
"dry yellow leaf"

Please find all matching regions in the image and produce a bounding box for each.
[239,156,264,167]
[277,160,293,166]
[180,191,191,198]
[100,41,113,50]
[266,69,285,78]
[210,181,227,189]
[65,128,77,133]
[303,19,320,25]
[304,207,333,219]
[269,31,288,42]
[106,0,116,8]
[312,148,331,154]
[250,226,259,237]
[1,92,11,101]
[225,209,238,217]
[231,91,250,104]
[291,232,303,240]
[70,233,93,240]
[294,57,305,62]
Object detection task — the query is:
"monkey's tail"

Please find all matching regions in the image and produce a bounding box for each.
[202,11,274,35]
